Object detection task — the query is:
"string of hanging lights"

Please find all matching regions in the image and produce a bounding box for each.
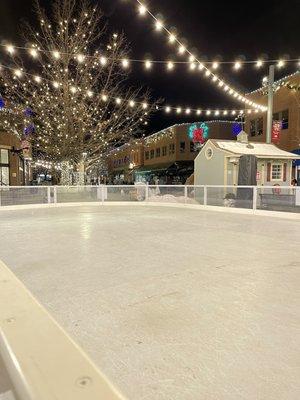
[121,0,271,112]
[0,61,261,118]
[1,42,298,73]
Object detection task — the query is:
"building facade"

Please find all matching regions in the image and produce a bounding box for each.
[194,133,299,187]
[107,121,234,184]
[245,73,300,149]
[107,140,144,183]
[0,130,30,186]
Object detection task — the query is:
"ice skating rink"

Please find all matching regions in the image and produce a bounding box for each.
[0,205,299,400]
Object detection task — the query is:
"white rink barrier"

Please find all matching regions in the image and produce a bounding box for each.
[0,185,299,217]
[0,259,125,400]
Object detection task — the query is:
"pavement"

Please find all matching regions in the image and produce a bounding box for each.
[0,205,299,399]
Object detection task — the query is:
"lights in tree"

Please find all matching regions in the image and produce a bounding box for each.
[100,56,107,66]
[52,50,60,59]
[101,94,108,102]
[52,81,59,88]
[70,86,77,94]
[76,54,85,63]
[142,102,148,109]
[129,100,135,107]
[14,69,23,78]
[87,90,93,97]
[116,97,122,105]
[29,48,39,58]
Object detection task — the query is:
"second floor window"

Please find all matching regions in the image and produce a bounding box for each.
[180,142,186,153]
[162,146,167,156]
[169,143,175,155]
[250,117,263,137]
[156,148,161,157]
[273,109,289,130]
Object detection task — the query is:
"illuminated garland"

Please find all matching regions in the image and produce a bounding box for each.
[128,0,267,111]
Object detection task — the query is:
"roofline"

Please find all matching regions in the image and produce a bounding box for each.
[246,70,300,95]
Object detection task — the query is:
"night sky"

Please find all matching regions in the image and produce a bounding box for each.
[1,0,300,134]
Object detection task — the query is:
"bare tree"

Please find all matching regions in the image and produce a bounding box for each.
[0,0,157,183]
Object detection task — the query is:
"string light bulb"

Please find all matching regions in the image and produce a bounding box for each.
[6,44,15,54]
[145,60,152,69]
[138,4,147,15]
[155,20,163,31]
[212,61,219,69]
[256,60,263,68]
[122,58,130,68]
[234,61,242,70]
[169,34,176,43]
[277,59,285,68]
[167,61,174,70]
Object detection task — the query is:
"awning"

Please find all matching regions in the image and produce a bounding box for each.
[135,162,174,174]
[292,149,300,166]
[135,161,194,175]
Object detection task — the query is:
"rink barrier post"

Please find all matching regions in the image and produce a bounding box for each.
[101,185,105,205]
[145,183,149,202]
[204,186,208,206]
[184,186,188,204]
[253,187,258,212]
[47,187,51,204]
[53,186,57,205]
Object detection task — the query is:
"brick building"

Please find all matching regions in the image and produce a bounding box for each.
[108,121,235,184]
[245,72,300,180]
[0,130,30,186]
[107,140,144,183]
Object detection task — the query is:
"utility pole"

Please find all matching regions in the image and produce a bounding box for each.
[266,65,275,144]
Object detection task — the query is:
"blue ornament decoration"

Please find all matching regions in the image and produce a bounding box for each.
[0,97,5,110]
[24,124,35,135]
[24,107,34,117]
[232,123,243,136]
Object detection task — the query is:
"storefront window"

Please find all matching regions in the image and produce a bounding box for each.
[0,148,10,186]
[156,148,161,157]
[150,149,154,159]
[162,146,167,156]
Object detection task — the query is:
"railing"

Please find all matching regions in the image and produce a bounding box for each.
[0,259,125,400]
[0,185,299,214]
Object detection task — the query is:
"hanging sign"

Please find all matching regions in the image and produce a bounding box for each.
[272,121,282,143]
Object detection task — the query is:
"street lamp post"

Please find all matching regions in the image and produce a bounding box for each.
[266,65,275,144]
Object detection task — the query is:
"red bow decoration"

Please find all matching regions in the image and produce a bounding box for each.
[193,128,204,143]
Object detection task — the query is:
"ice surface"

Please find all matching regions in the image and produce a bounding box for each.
[0,206,299,400]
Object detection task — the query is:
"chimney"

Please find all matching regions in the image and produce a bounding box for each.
[237,130,249,144]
